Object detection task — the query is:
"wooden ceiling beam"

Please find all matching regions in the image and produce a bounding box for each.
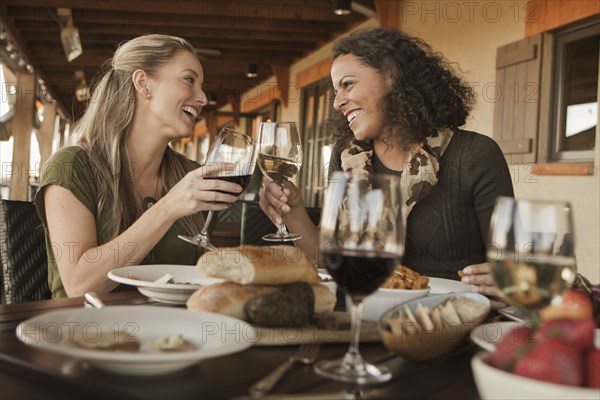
[43,71,276,86]
[271,64,290,108]
[374,0,400,28]
[30,50,301,67]
[42,63,274,78]
[2,1,371,121]
[13,17,346,36]
[25,35,315,52]
[0,10,70,118]
[6,1,364,23]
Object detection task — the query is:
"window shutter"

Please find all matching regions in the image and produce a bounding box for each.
[493,34,543,164]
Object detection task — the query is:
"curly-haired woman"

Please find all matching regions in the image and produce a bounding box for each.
[36,34,242,298]
[259,28,514,308]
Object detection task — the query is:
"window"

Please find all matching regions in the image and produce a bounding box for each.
[299,79,335,207]
[493,17,599,170]
[551,21,598,162]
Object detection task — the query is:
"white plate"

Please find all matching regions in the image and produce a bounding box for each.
[107,265,224,304]
[428,277,472,294]
[16,306,255,375]
[471,321,525,352]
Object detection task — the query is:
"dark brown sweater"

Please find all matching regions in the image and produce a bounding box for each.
[330,129,514,279]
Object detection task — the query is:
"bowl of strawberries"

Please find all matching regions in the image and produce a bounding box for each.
[471,288,599,399]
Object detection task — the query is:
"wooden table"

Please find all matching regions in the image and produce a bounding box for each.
[0,292,482,399]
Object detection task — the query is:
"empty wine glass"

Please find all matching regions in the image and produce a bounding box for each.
[314,172,404,384]
[178,128,256,250]
[487,197,577,317]
[256,121,303,242]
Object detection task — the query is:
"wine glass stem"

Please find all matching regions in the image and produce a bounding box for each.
[277,222,290,235]
[343,294,365,369]
[200,211,214,237]
[276,181,290,235]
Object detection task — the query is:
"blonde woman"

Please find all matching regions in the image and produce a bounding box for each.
[35,34,241,298]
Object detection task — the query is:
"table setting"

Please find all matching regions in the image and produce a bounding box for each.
[2,182,599,398]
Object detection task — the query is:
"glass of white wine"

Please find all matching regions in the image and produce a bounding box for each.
[487,197,577,315]
[256,121,303,242]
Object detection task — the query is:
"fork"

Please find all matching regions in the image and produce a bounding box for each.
[249,342,320,398]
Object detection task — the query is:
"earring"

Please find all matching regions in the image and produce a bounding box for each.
[146,90,151,99]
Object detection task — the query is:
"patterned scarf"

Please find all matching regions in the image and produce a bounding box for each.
[340,128,454,220]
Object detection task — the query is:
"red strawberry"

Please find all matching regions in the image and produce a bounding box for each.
[536,318,595,349]
[540,288,594,321]
[488,325,536,371]
[514,339,582,386]
[587,349,600,388]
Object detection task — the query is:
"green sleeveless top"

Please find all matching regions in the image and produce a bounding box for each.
[34,146,201,298]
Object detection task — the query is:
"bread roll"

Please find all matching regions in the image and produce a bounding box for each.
[196,245,318,285]
[186,281,335,320]
[451,297,489,323]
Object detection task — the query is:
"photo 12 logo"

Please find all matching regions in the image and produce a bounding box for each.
[18,321,139,344]
[400,1,540,24]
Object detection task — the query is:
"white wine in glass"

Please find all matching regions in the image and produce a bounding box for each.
[314,172,404,384]
[178,128,256,250]
[487,197,577,312]
[256,121,303,242]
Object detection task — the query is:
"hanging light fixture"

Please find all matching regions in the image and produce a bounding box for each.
[57,8,83,62]
[74,70,90,102]
[246,64,258,79]
[207,94,218,106]
[333,0,351,15]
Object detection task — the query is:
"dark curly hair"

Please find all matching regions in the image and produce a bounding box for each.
[329,27,474,149]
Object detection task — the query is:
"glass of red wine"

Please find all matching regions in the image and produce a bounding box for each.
[314,172,404,384]
[178,128,256,250]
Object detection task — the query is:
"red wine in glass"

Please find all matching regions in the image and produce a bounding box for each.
[203,174,253,195]
[323,249,398,297]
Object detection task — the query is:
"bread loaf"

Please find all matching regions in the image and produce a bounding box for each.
[186,281,336,320]
[196,245,318,285]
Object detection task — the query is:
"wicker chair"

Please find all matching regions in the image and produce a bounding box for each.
[240,202,321,245]
[0,200,51,304]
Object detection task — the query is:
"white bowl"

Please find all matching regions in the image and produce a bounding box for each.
[360,287,430,322]
[471,351,599,400]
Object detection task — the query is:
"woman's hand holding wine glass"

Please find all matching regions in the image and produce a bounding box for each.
[487,197,577,320]
[314,172,405,385]
[178,128,256,250]
[256,122,303,242]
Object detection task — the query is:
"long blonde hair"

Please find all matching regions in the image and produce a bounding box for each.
[72,34,203,241]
